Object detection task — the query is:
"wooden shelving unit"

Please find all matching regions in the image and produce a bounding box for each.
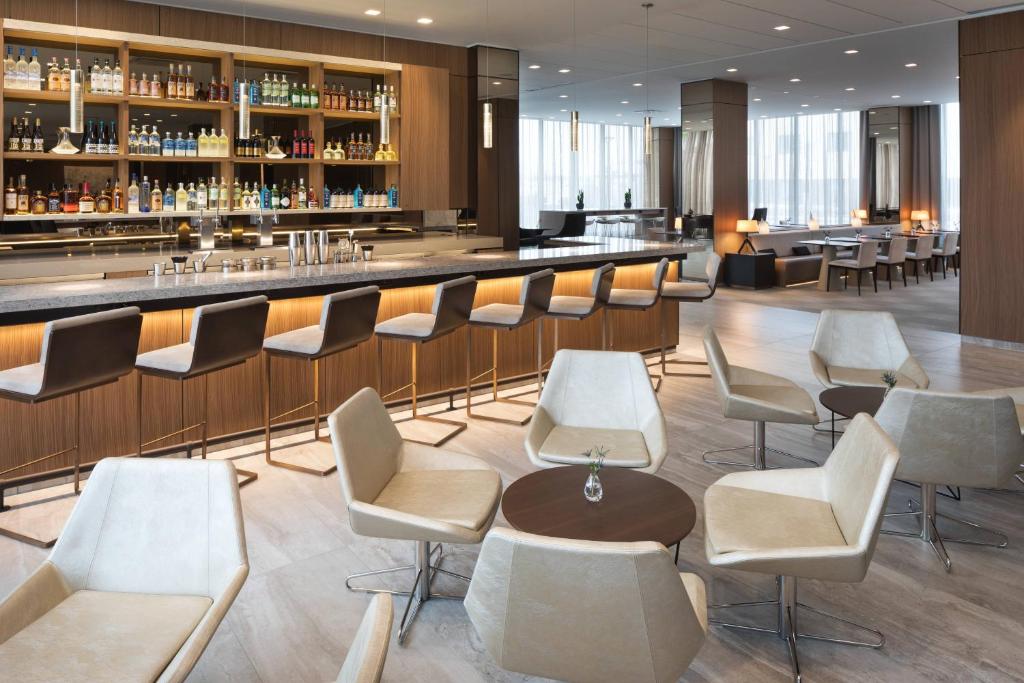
[0,206,403,223]
[0,21,403,225]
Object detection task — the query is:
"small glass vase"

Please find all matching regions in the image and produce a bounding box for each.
[50,127,80,155]
[584,470,604,503]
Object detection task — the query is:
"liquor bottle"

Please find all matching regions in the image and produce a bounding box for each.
[174,131,186,157]
[14,174,28,213]
[140,176,151,212]
[208,176,218,209]
[19,117,32,154]
[219,75,229,102]
[47,59,60,91]
[339,83,348,111]
[165,63,176,99]
[14,48,28,89]
[47,183,61,213]
[280,75,290,107]
[97,181,112,213]
[232,177,241,209]
[373,85,382,112]
[127,174,140,213]
[218,177,229,210]
[139,72,149,97]
[260,183,270,209]
[186,182,197,210]
[79,182,95,213]
[2,47,13,89]
[174,182,187,211]
[112,59,123,94]
[297,178,307,209]
[101,58,112,94]
[163,183,174,210]
[153,72,163,98]
[113,178,124,212]
[186,131,197,157]
[28,49,41,90]
[128,125,139,154]
[309,83,319,109]
[3,177,16,215]
[196,178,207,208]
[218,128,229,157]
[185,64,194,99]
[240,182,252,209]
[300,83,310,108]
[89,57,100,93]
[60,57,71,91]
[307,186,318,210]
[162,130,174,156]
[197,128,208,157]
[353,183,364,209]
[129,72,138,96]
[150,179,163,212]
[7,116,19,152]
[263,73,273,105]
[374,143,386,161]
[62,182,79,213]
[177,64,187,99]
[270,183,280,209]
[388,183,399,208]
[108,121,118,155]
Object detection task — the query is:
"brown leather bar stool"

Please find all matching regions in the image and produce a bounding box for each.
[466,269,555,425]
[135,295,269,487]
[0,307,143,547]
[544,262,616,353]
[656,252,721,378]
[374,276,477,447]
[262,286,381,476]
[606,258,670,386]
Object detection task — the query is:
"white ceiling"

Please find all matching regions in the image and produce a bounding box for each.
[150,0,1023,123]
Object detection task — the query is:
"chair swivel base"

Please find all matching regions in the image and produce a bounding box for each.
[345,541,469,645]
[882,485,1008,572]
[710,575,884,683]
[703,422,819,470]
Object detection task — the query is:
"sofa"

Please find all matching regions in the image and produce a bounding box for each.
[749,225,895,286]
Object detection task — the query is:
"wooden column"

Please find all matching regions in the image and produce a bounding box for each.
[959,12,1024,345]
[656,127,675,230]
[681,79,747,257]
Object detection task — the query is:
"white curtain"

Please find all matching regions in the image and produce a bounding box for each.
[748,111,861,226]
[680,130,713,214]
[519,118,648,228]
[940,102,960,230]
[875,141,899,210]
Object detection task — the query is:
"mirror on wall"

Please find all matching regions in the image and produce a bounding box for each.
[678,103,714,241]
[865,107,900,222]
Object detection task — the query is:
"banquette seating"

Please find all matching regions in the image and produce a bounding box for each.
[749,225,893,286]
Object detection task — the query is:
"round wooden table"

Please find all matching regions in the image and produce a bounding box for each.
[819,386,887,446]
[501,465,697,561]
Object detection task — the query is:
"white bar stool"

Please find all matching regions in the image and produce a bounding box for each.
[135,295,269,487]
[0,307,143,547]
[466,268,555,425]
[262,286,381,476]
[544,262,616,353]
[656,252,721,378]
[374,276,477,447]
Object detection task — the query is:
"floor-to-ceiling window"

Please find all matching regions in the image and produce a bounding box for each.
[748,111,861,226]
[519,118,648,228]
[940,102,960,229]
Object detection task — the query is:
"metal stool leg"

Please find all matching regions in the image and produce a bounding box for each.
[385,339,467,447]
[703,421,819,470]
[466,327,535,425]
[649,301,709,378]
[264,354,336,477]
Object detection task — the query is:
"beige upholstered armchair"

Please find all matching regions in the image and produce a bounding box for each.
[465,528,707,683]
[704,414,900,681]
[329,387,502,644]
[524,349,668,474]
[809,309,929,389]
[0,457,248,683]
[335,594,393,683]
[875,388,1024,571]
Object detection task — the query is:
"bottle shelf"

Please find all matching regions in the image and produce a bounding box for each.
[231,156,316,164]
[322,110,400,121]
[322,159,399,166]
[0,206,403,222]
[3,89,125,104]
[127,97,230,111]
[231,104,317,116]
[127,155,229,163]
[4,151,121,161]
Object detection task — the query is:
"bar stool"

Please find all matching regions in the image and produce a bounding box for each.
[466,268,555,425]
[605,257,669,388]
[0,307,142,547]
[135,295,269,487]
[544,262,616,353]
[656,252,721,378]
[595,216,618,237]
[374,276,477,447]
[262,286,381,476]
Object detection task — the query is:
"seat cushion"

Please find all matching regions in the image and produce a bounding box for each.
[662,281,712,300]
[0,589,211,682]
[264,324,325,357]
[538,425,650,468]
[0,362,45,398]
[547,295,596,318]
[704,485,846,555]
[470,303,525,328]
[135,343,195,376]
[607,289,657,309]
[374,312,437,340]
[827,366,920,388]
[373,469,501,531]
[828,259,861,268]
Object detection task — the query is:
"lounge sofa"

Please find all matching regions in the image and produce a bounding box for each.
[750,225,895,286]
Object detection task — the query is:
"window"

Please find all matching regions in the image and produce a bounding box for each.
[519,118,648,228]
[748,111,861,226]
[940,102,960,229]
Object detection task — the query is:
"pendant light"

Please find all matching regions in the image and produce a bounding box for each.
[642,2,653,156]
[69,0,84,133]
[569,0,579,152]
[238,2,251,140]
[482,0,493,149]
[379,0,391,144]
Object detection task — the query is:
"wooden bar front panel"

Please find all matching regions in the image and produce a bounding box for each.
[0,263,678,478]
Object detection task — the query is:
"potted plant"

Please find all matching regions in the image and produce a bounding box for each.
[624,188,632,209]
[576,190,585,211]
[582,446,608,503]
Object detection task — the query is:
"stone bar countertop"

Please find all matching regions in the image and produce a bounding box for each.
[0,237,704,323]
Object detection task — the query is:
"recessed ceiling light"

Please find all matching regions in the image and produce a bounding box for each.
[726,68,737,73]
[616,113,622,117]
[870,111,876,114]
[364,8,381,16]
[905,63,918,68]
[760,115,767,119]
[492,81,502,85]
[559,94,569,98]
[924,100,932,103]
[560,108,568,112]
[874,131,879,135]
[797,112,804,115]
[528,64,541,69]
[891,94,901,99]
[890,126,898,130]
[801,104,809,107]
[143,112,150,116]
[845,49,859,55]
[170,113,178,117]
[752,98,762,102]
[620,100,629,104]
[416,17,433,24]
[774,25,790,31]
[663,117,670,121]
[834,108,842,111]
[845,87,855,91]
[783,90,790,94]
[789,78,801,82]
[558,68,571,73]
[27,102,35,106]
[633,82,643,87]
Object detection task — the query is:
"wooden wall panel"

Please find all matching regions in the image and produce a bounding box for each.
[959,16,1024,344]
[0,263,677,478]
[3,0,159,34]
[657,127,676,229]
[400,65,450,211]
[449,74,471,209]
[158,7,280,50]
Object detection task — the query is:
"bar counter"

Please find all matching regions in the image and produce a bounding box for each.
[0,237,701,490]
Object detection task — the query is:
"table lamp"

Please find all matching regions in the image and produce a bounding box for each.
[850,209,868,228]
[911,210,930,230]
[674,216,683,233]
[737,219,758,254]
